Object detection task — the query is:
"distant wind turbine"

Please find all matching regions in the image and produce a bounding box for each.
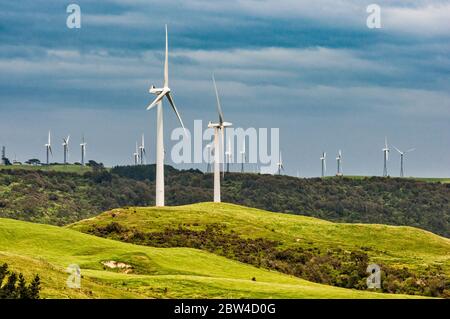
[133,142,140,165]
[206,143,212,173]
[139,134,146,165]
[225,137,232,173]
[62,135,70,164]
[382,137,390,177]
[393,146,415,177]
[336,150,343,176]
[80,136,87,166]
[44,131,52,165]
[146,25,185,207]
[277,151,284,175]
[320,152,327,177]
[208,74,232,203]
[240,138,246,173]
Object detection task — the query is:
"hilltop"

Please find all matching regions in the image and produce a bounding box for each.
[0,217,416,299]
[70,203,450,298]
[0,165,449,237]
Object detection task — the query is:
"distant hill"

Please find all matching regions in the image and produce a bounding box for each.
[0,165,449,237]
[69,203,450,298]
[0,216,416,299]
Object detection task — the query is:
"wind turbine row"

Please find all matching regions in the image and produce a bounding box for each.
[44,131,87,165]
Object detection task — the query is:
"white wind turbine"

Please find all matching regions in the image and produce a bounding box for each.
[206,142,213,173]
[382,137,390,177]
[62,135,70,164]
[139,134,146,165]
[225,137,232,173]
[146,25,185,207]
[240,138,246,173]
[277,151,284,175]
[336,150,343,176]
[80,136,87,166]
[133,142,140,165]
[320,152,327,177]
[208,74,232,203]
[393,146,415,177]
[44,131,52,165]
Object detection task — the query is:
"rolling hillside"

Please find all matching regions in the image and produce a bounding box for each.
[0,165,449,237]
[0,217,414,299]
[70,203,450,297]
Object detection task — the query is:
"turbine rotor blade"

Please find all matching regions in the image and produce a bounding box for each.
[164,24,169,88]
[406,148,416,153]
[212,74,224,124]
[393,146,402,154]
[147,91,166,110]
[166,92,186,134]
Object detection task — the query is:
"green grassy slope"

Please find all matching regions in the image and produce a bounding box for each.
[0,217,413,299]
[70,203,450,274]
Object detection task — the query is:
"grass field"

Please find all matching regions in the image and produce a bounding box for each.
[70,203,450,274]
[0,164,93,174]
[0,217,417,299]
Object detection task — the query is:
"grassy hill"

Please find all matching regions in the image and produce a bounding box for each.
[0,165,449,236]
[70,203,450,298]
[0,217,415,299]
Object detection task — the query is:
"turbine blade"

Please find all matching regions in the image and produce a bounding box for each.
[49,146,52,156]
[147,91,166,110]
[164,24,169,88]
[166,92,186,134]
[212,74,224,124]
[393,146,402,154]
[406,148,416,153]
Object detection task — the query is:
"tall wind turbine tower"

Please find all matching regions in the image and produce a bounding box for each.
[146,25,185,207]
[240,138,246,173]
[277,151,284,175]
[62,135,70,164]
[393,146,415,177]
[139,134,146,165]
[44,131,52,165]
[336,150,343,176]
[80,136,87,166]
[208,74,232,203]
[225,137,232,173]
[382,137,390,177]
[320,152,327,177]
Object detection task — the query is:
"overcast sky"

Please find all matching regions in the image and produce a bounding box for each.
[0,0,449,177]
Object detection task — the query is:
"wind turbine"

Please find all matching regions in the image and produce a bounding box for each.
[80,136,87,166]
[208,74,232,203]
[139,134,146,165]
[336,150,343,176]
[62,135,70,164]
[320,152,327,177]
[393,146,415,177]
[240,138,246,173]
[206,143,212,173]
[277,151,284,175]
[146,25,185,207]
[133,142,140,165]
[382,137,390,177]
[44,131,52,165]
[225,137,232,173]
